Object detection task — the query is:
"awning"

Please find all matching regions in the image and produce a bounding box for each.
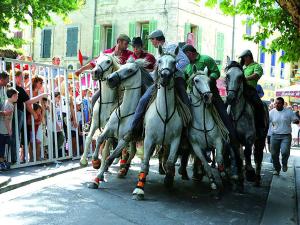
[275,84,300,97]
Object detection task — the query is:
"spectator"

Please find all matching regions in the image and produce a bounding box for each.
[0,87,18,170]
[27,103,43,161]
[269,97,300,175]
[71,97,83,157]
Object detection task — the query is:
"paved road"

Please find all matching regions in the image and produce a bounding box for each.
[0,158,274,225]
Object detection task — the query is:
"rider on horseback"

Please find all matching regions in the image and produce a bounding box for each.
[239,49,267,138]
[124,29,191,141]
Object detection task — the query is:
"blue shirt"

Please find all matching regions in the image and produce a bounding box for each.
[82,98,90,123]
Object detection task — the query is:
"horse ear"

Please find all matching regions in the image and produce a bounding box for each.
[126,56,135,63]
[192,64,197,74]
[226,56,231,66]
[174,46,179,56]
[204,66,209,76]
[158,45,164,56]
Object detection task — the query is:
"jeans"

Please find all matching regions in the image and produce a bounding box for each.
[10,110,24,163]
[271,134,292,171]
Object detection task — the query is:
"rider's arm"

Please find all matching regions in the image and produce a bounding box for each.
[206,56,220,80]
[246,64,263,81]
[75,64,94,77]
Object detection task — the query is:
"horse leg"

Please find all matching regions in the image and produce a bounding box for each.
[192,156,204,182]
[80,121,98,167]
[92,128,109,162]
[132,138,155,200]
[244,144,255,182]
[178,145,190,180]
[96,138,112,172]
[164,136,181,188]
[158,146,167,175]
[191,141,218,191]
[253,138,265,187]
[215,139,225,179]
[118,142,136,178]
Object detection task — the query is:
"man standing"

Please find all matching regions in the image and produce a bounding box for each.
[124,29,190,140]
[131,37,156,71]
[239,50,267,138]
[269,97,299,175]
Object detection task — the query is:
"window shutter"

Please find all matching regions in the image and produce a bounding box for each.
[93,25,101,57]
[148,20,157,54]
[128,22,136,50]
[66,27,78,57]
[41,29,52,58]
[216,32,224,70]
[260,40,266,64]
[110,24,116,48]
[184,23,191,42]
[197,26,202,54]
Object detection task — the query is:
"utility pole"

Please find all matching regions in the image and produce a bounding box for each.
[231,0,237,60]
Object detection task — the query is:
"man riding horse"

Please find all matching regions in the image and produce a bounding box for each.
[183,45,242,179]
[239,49,267,138]
[123,29,190,141]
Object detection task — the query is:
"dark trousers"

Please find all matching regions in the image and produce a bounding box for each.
[91,90,101,108]
[11,110,24,163]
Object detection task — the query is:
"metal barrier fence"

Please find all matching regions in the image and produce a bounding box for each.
[0,58,97,168]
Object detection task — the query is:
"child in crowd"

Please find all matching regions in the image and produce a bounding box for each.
[71,97,84,157]
[53,91,65,158]
[0,88,18,170]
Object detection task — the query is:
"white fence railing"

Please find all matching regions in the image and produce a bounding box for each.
[0,58,98,169]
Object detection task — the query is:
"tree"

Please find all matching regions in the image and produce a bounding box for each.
[199,0,300,62]
[1,0,83,48]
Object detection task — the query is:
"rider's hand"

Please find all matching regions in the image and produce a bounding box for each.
[75,69,81,77]
[3,110,13,117]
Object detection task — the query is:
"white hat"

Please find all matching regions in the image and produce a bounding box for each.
[75,96,82,105]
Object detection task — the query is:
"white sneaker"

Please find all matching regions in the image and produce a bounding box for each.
[273,170,280,176]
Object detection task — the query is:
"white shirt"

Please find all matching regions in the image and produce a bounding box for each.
[269,108,298,135]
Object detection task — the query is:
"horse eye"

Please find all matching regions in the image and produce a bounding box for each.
[106,60,110,64]
[128,69,133,73]
[194,79,199,83]
[158,60,161,64]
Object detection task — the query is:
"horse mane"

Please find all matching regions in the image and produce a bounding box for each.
[224,60,243,73]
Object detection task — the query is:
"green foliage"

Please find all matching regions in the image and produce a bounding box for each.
[0,0,83,49]
[196,0,300,62]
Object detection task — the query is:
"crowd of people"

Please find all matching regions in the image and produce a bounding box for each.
[0,29,299,178]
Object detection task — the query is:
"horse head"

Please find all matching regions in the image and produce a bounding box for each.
[192,67,213,104]
[92,53,120,81]
[224,61,244,105]
[106,57,147,89]
[157,45,178,87]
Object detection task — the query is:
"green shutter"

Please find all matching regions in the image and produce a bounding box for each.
[93,25,101,57]
[41,29,51,58]
[128,22,136,50]
[184,23,191,42]
[148,20,157,54]
[197,26,202,54]
[66,27,78,57]
[110,24,116,48]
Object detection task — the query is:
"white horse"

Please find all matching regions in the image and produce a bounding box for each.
[132,46,183,200]
[88,58,149,189]
[80,54,120,168]
[188,69,228,192]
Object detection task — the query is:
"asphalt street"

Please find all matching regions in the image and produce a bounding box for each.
[0,157,274,225]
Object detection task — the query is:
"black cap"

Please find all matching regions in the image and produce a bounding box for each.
[182,44,197,53]
[132,37,143,47]
[239,49,253,58]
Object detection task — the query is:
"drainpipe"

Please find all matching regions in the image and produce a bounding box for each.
[231,0,236,60]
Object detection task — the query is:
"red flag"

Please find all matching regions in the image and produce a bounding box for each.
[78,50,83,66]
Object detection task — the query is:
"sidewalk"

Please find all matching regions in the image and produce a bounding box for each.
[0,159,82,194]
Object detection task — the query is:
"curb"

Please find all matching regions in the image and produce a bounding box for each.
[0,165,83,194]
[0,177,11,188]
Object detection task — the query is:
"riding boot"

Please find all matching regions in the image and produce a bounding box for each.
[123,84,155,142]
[91,89,101,108]
[175,76,191,112]
[244,85,267,139]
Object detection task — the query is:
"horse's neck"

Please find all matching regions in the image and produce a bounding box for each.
[231,89,246,117]
[191,94,213,127]
[119,73,142,115]
[100,81,116,102]
[156,83,176,119]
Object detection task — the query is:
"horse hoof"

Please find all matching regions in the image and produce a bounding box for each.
[245,169,256,182]
[179,167,189,180]
[210,182,217,190]
[132,194,144,201]
[92,159,101,170]
[117,168,128,178]
[192,173,203,182]
[80,157,88,167]
[164,175,174,189]
[181,174,190,180]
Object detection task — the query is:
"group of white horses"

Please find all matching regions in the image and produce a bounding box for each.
[78,46,268,200]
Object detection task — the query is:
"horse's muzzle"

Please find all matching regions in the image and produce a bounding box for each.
[226,91,236,105]
[203,93,212,104]
[107,73,120,88]
[92,69,103,81]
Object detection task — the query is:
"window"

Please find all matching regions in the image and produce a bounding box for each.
[66,27,78,57]
[270,52,276,77]
[93,25,101,57]
[105,26,113,49]
[280,51,285,79]
[216,32,224,68]
[148,20,157,54]
[141,23,149,51]
[260,40,266,64]
[41,29,52,58]
[245,17,251,36]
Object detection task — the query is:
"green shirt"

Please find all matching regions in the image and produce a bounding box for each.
[243,62,263,88]
[184,54,220,89]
